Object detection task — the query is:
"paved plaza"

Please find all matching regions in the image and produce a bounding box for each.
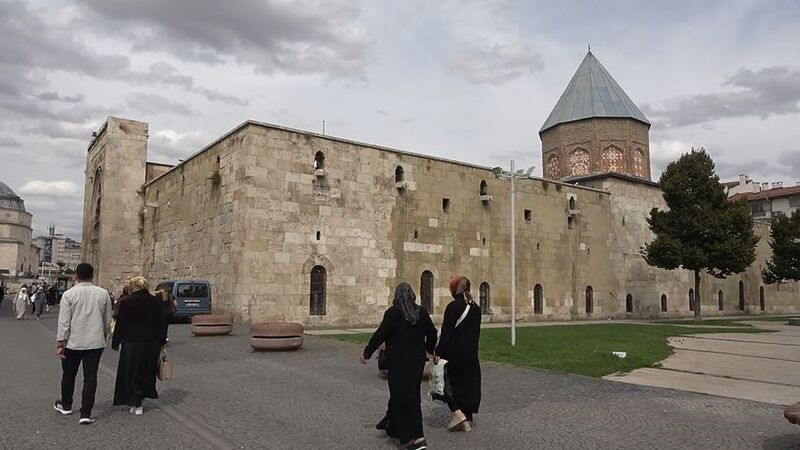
[1,298,799,449]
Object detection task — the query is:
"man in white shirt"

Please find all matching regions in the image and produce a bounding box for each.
[54,263,112,425]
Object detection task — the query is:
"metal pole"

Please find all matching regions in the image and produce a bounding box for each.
[510,159,516,346]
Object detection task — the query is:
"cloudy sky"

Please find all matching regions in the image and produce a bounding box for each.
[1,0,799,240]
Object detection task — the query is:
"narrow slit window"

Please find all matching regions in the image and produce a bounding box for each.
[442,198,450,212]
[524,209,532,223]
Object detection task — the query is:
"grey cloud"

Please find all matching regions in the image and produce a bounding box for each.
[645,66,800,127]
[75,0,369,78]
[125,62,248,106]
[376,110,389,116]
[126,93,192,116]
[148,130,210,163]
[448,40,545,85]
[0,137,21,147]
[36,92,85,103]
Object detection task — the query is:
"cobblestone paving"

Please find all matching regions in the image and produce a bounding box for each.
[2,298,799,449]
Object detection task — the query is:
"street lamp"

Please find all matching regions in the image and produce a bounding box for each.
[492,160,536,347]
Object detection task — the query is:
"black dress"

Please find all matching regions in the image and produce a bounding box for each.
[363,306,437,444]
[435,294,481,418]
[112,290,166,407]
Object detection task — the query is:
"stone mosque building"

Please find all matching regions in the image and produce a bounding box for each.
[81,51,800,326]
[0,181,39,277]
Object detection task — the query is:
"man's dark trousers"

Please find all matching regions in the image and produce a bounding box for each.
[61,347,104,418]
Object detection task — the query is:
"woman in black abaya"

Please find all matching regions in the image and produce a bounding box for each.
[112,276,166,415]
[435,276,481,432]
[361,283,437,450]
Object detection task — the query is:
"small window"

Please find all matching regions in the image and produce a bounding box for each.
[414,230,418,239]
[569,197,576,210]
[524,210,532,223]
[310,265,326,315]
[479,282,491,315]
[314,151,325,170]
[622,216,626,226]
[660,294,667,312]
[181,175,186,196]
[480,180,488,196]
[536,242,540,250]
[689,289,695,311]
[585,286,593,314]
[442,198,450,212]
[568,216,575,229]
[482,237,486,246]
[534,284,543,314]
[316,231,321,241]
[395,166,404,183]
[760,286,765,311]
[718,290,724,311]
[625,294,633,313]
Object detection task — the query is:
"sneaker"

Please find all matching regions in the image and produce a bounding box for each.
[133,407,143,416]
[53,400,73,415]
[78,417,96,425]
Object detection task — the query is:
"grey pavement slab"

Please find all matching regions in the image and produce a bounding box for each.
[660,349,800,387]
[669,335,800,362]
[2,297,800,449]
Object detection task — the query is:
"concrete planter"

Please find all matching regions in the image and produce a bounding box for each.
[250,322,304,351]
[785,402,800,425]
[191,314,233,336]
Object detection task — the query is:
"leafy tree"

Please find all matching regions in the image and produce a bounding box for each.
[56,261,66,273]
[762,210,800,283]
[643,148,758,319]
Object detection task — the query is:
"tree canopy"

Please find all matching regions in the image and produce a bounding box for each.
[762,209,800,283]
[643,148,758,318]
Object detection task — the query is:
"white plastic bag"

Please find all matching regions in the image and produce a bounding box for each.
[429,358,447,398]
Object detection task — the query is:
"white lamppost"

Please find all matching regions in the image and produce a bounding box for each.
[492,161,536,347]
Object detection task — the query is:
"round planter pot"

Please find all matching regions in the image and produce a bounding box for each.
[250,336,304,351]
[192,314,233,326]
[191,324,233,336]
[250,322,304,338]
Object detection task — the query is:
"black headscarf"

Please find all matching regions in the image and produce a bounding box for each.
[393,282,420,325]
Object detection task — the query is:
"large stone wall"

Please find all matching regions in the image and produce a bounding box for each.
[0,207,33,275]
[88,117,799,326]
[81,117,148,292]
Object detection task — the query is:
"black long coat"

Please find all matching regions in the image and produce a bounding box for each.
[435,294,482,414]
[363,306,437,443]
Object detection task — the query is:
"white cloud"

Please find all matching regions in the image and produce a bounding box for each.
[19,180,81,198]
[448,40,544,84]
[148,129,210,162]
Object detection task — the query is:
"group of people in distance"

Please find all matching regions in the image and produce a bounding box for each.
[53,263,174,423]
[361,276,482,450]
[12,281,63,320]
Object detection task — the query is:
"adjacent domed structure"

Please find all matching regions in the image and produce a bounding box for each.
[0,180,37,276]
[0,181,25,212]
[540,51,651,181]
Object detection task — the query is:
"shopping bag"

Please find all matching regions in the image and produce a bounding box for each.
[429,358,447,400]
[158,347,173,381]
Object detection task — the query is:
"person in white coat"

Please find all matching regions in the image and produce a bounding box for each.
[15,286,29,320]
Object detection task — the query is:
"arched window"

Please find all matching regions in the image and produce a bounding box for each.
[660,294,667,312]
[479,282,490,315]
[309,266,326,315]
[569,196,576,210]
[480,180,488,196]
[534,284,543,314]
[314,151,325,170]
[689,289,695,311]
[718,290,724,311]
[92,168,103,231]
[568,148,591,176]
[601,146,624,172]
[632,148,646,177]
[395,165,404,183]
[545,154,560,180]
[625,294,633,313]
[585,286,593,314]
[181,174,186,196]
[760,286,765,311]
[420,271,433,314]
[738,281,745,311]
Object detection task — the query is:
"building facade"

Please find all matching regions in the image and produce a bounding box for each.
[0,181,39,277]
[81,52,800,326]
[726,174,800,219]
[33,225,82,272]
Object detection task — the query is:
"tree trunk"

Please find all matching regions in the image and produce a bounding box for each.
[694,270,702,320]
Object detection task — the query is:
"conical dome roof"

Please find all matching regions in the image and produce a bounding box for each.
[0,181,25,211]
[540,51,649,133]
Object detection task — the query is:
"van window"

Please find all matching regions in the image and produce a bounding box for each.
[177,283,208,298]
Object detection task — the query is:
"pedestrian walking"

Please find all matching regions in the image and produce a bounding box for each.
[34,286,47,320]
[112,276,167,416]
[154,289,175,343]
[14,286,29,320]
[435,276,482,432]
[0,282,5,308]
[54,263,113,425]
[361,282,437,450]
